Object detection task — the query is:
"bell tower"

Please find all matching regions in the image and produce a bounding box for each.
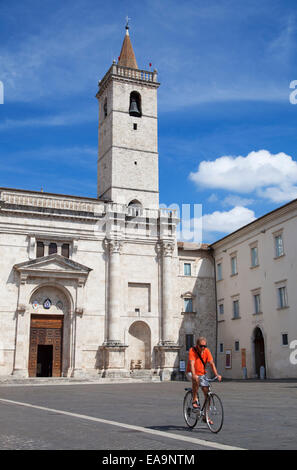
[96,24,160,209]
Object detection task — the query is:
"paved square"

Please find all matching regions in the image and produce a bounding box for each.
[0,380,296,450]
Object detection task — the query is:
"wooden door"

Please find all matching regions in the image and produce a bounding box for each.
[28,315,63,377]
[254,328,265,378]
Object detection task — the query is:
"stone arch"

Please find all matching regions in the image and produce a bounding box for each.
[128,199,142,207]
[29,283,73,315]
[127,321,151,370]
[127,199,143,217]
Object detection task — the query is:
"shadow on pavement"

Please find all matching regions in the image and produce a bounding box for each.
[145,424,210,434]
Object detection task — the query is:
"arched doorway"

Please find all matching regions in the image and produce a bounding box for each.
[28,286,70,377]
[253,327,266,378]
[127,321,151,370]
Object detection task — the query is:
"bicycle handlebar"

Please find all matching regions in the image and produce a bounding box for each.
[208,376,219,382]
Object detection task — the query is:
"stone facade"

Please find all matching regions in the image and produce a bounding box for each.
[0,189,215,379]
[176,242,216,378]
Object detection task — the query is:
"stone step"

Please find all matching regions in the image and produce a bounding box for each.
[0,374,161,386]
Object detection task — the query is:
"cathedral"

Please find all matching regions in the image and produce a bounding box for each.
[0,25,216,381]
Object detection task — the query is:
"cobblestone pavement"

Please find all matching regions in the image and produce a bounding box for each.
[0,380,296,450]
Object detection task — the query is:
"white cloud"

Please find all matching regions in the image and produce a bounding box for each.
[258,184,297,203]
[222,195,255,207]
[0,107,96,130]
[201,206,256,234]
[189,150,297,203]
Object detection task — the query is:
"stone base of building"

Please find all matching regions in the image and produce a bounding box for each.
[102,368,130,379]
[71,368,101,379]
[12,369,29,378]
[154,342,181,381]
[100,341,129,378]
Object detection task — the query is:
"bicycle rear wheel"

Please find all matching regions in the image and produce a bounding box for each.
[183,390,198,428]
[205,393,224,433]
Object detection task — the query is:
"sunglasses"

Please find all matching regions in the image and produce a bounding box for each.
[198,344,207,348]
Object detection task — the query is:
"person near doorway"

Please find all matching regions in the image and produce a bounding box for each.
[186,337,222,413]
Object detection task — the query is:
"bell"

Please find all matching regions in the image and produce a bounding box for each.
[129,97,141,117]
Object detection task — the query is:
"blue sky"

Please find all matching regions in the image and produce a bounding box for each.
[1,0,297,242]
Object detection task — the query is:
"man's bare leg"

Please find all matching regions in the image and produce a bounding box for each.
[192,377,200,408]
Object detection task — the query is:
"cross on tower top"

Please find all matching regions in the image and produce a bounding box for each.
[125,16,131,31]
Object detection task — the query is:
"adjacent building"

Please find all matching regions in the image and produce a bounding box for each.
[212,199,297,379]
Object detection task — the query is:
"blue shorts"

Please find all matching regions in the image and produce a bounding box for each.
[186,372,209,388]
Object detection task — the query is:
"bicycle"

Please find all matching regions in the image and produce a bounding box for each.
[183,376,224,433]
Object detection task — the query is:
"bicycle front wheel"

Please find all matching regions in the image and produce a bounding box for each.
[205,393,224,433]
[183,391,198,428]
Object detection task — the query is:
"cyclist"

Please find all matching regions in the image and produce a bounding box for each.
[186,336,222,415]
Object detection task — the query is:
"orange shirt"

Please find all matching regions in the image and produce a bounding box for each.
[186,347,213,375]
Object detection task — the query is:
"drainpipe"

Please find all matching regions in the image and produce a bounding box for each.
[209,246,218,366]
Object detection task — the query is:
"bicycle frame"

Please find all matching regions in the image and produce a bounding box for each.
[185,382,213,418]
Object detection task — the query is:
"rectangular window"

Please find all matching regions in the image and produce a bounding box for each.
[217,263,222,281]
[254,294,261,314]
[219,343,224,353]
[218,303,224,315]
[282,334,288,346]
[184,263,191,276]
[275,234,284,258]
[235,341,240,352]
[36,241,44,258]
[184,298,193,313]
[186,334,194,351]
[49,242,57,255]
[231,256,237,275]
[278,286,288,308]
[233,300,240,318]
[61,243,70,258]
[251,246,258,267]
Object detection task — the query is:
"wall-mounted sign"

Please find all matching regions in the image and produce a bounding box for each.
[225,350,232,369]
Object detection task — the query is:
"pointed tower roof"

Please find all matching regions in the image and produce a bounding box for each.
[118,24,138,69]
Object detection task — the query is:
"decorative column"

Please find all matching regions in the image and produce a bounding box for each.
[107,239,122,343]
[70,278,86,378]
[161,241,175,344]
[101,239,128,378]
[13,274,30,377]
[155,240,180,381]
